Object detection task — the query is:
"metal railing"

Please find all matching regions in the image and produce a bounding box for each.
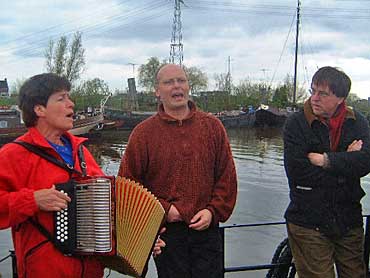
[220,221,289,275]
[2,215,370,278]
[0,250,17,278]
[219,215,370,277]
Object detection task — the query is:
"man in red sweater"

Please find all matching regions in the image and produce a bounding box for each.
[119,64,237,278]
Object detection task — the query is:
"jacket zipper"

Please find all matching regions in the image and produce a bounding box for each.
[24,239,49,278]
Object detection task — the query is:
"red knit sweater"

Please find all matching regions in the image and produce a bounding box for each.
[118,102,237,225]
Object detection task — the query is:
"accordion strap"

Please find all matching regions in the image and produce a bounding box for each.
[13,140,87,251]
[13,141,86,176]
[77,144,87,176]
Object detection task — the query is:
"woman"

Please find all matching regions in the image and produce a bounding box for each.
[0,73,165,277]
[0,73,105,277]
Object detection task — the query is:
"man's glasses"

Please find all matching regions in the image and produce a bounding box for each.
[161,78,187,86]
[309,88,331,98]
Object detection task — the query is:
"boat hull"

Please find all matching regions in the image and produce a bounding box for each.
[217,113,256,128]
[254,107,287,128]
[0,113,104,142]
[70,114,104,135]
[105,109,154,130]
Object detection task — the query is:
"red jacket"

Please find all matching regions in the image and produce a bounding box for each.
[0,127,105,278]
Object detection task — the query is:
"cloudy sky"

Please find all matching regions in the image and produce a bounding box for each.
[1,0,370,99]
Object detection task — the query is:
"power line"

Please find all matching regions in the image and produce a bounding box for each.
[3,0,369,61]
[185,1,370,19]
[1,1,167,51]
[269,11,296,87]
[1,1,171,66]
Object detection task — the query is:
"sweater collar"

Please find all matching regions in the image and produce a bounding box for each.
[158,100,197,123]
[304,97,355,126]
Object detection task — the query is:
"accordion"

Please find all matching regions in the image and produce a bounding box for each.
[54,176,165,278]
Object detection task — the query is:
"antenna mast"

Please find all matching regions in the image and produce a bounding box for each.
[293,0,300,107]
[169,0,184,66]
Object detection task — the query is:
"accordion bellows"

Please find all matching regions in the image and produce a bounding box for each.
[114,176,165,277]
[54,176,165,278]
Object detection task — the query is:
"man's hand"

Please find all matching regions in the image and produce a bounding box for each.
[34,185,71,212]
[347,139,362,152]
[308,139,363,168]
[167,204,183,223]
[152,227,166,258]
[189,209,212,231]
[307,153,325,167]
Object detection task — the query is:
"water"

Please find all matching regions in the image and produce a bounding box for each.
[1,128,370,277]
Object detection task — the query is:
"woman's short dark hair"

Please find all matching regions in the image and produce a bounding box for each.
[18,73,71,127]
[311,66,351,98]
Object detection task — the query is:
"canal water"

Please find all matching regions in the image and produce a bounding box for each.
[1,127,370,277]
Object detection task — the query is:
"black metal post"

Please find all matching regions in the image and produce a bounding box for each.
[220,227,225,278]
[10,250,18,278]
[364,216,370,275]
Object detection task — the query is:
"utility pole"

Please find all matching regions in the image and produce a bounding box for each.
[226,56,232,95]
[260,68,270,81]
[225,56,232,109]
[169,0,184,66]
[127,63,138,78]
[293,0,300,107]
[126,63,139,111]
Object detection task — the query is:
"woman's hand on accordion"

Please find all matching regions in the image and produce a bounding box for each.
[34,185,71,212]
[189,209,213,231]
[153,227,166,258]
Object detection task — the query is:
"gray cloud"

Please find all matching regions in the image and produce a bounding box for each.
[1,0,370,98]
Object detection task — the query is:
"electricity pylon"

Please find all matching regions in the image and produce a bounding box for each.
[169,0,184,66]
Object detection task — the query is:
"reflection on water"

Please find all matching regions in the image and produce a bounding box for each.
[1,127,370,278]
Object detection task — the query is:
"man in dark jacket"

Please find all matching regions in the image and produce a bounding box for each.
[284,66,370,278]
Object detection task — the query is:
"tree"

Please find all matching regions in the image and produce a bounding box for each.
[65,33,85,83]
[214,73,230,93]
[234,79,265,108]
[272,85,289,108]
[138,57,208,95]
[44,32,85,85]
[74,78,110,96]
[138,57,166,93]
[72,78,110,110]
[9,78,26,96]
[281,74,307,105]
[184,66,208,95]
